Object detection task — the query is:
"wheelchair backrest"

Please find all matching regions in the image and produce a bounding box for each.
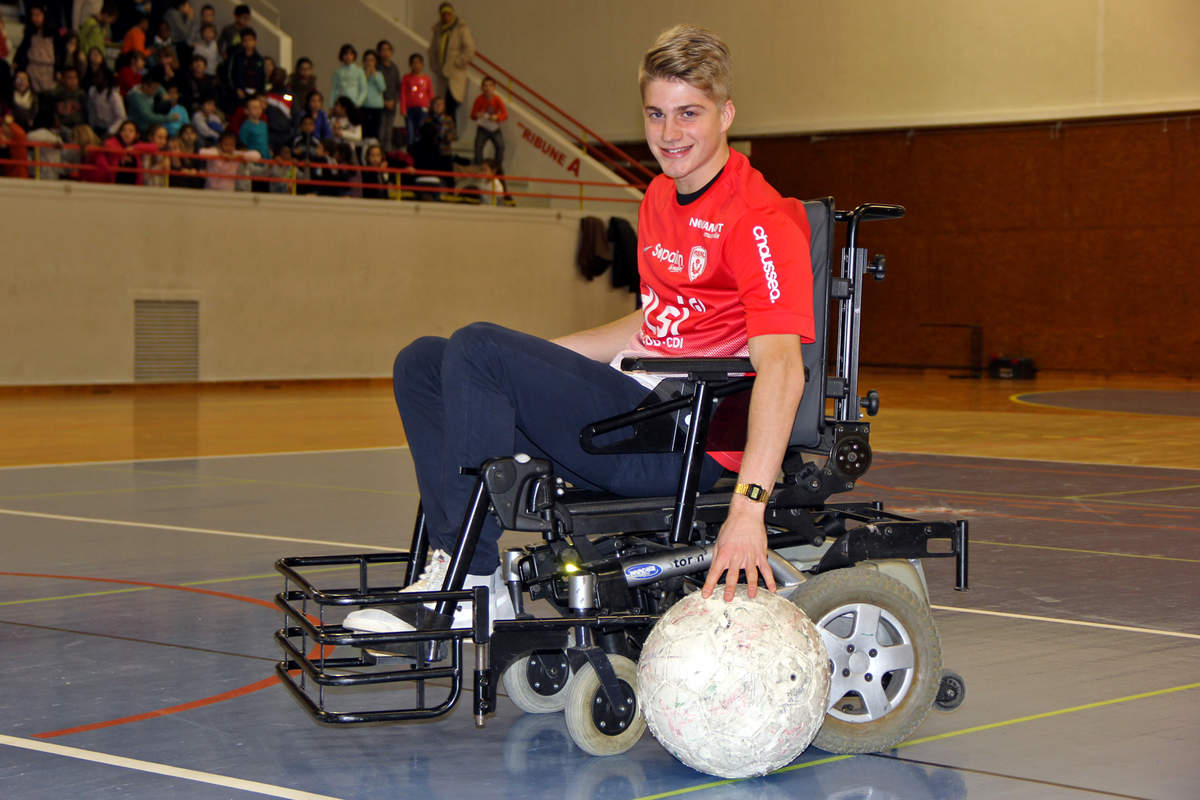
[789,198,835,450]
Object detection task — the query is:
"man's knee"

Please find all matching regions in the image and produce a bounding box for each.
[394,336,447,392]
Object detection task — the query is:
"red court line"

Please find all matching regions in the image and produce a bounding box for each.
[1,572,327,740]
[33,676,281,739]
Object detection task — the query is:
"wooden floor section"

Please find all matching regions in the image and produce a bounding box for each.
[0,369,1197,468]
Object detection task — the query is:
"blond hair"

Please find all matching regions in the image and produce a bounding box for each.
[638,24,732,104]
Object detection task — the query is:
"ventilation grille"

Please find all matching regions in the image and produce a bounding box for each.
[134,299,199,382]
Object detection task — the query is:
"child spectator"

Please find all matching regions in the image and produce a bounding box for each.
[290,114,323,195]
[150,20,173,56]
[182,53,214,109]
[191,4,216,45]
[329,44,366,109]
[9,71,40,132]
[286,57,316,124]
[192,93,223,144]
[237,95,269,158]
[15,5,63,94]
[400,52,432,149]
[59,34,88,79]
[263,68,292,143]
[51,66,88,130]
[329,96,362,148]
[223,27,265,108]
[98,118,153,184]
[411,95,455,195]
[0,112,30,179]
[470,75,507,168]
[217,4,251,60]
[170,122,205,188]
[72,123,107,182]
[193,22,218,76]
[156,45,180,84]
[300,89,331,141]
[163,82,189,135]
[360,49,386,143]
[267,141,292,194]
[87,68,126,136]
[120,13,151,59]
[142,122,170,186]
[360,142,393,199]
[480,158,505,205]
[78,3,118,66]
[199,128,256,190]
[81,46,109,90]
[323,140,356,197]
[164,0,198,65]
[376,40,401,149]
[115,51,146,96]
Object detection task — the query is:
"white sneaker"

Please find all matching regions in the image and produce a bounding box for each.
[343,556,515,634]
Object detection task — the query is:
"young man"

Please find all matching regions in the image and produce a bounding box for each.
[223,27,264,105]
[345,25,813,635]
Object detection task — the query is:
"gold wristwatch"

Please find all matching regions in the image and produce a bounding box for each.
[733,482,769,503]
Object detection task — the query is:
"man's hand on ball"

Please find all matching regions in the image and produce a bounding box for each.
[701,499,777,601]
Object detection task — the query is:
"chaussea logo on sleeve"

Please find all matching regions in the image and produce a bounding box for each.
[752,225,781,302]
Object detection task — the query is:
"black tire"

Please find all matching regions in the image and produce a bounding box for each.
[563,654,645,756]
[502,651,572,714]
[790,567,942,754]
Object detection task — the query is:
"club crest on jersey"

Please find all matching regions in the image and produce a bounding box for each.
[688,246,708,281]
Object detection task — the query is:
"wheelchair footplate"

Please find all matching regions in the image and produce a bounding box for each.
[275,552,660,731]
[275,552,483,725]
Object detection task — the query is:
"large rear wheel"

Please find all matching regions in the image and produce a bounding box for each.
[790,567,942,753]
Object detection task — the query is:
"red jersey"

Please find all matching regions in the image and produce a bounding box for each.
[614,149,814,470]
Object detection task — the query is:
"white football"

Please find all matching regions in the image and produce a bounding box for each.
[637,586,830,778]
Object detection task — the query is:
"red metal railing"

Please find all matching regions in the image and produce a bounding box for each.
[0,142,641,206]
[473,50,657,190]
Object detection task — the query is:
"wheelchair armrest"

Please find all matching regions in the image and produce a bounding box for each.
[620,357,754,380]
[620,357,808,383]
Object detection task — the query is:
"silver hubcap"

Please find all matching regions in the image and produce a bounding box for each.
[815,602,916,723]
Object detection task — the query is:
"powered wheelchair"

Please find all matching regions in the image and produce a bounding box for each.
[274,198,970,757]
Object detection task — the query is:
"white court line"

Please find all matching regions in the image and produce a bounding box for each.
[0,445,409,471]
[0,508,396,551]
[932,604,1200,641]
[0,734,341,799]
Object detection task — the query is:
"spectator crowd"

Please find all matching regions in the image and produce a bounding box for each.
[0,1,512,201]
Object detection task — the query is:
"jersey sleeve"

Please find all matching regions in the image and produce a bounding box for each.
[725,206,815,342]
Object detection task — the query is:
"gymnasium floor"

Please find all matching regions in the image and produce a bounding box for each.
[1,370,1198,799]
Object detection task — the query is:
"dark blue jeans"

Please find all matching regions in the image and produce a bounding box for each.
[393,322,724,574]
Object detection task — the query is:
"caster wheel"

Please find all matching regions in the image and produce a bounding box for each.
[935,669,966,710]
[563,654,645,756]
[502,651,572,714]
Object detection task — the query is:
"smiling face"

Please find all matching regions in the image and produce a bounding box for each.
[118,121,138,145]
[642,78,734,195]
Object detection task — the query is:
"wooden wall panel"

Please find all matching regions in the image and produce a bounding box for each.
[745,115,1200,375]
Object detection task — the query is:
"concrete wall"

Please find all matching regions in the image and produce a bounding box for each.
[366,0,1200,140]
[0,181,637,385]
